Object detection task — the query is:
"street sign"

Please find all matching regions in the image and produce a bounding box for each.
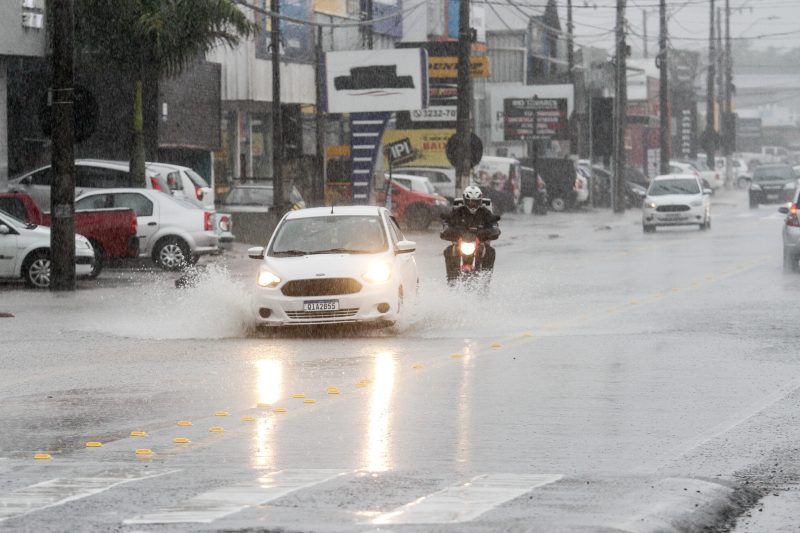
[384,137,419,166]
[445,133,483,170]
[428,56,490,79]
[503,98,568,141]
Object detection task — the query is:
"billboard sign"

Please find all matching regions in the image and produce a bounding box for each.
[489,83,574,144]
[255,0,314,63]
[382,129,454,167]
[324,49,429,113]
[503,98,568,141]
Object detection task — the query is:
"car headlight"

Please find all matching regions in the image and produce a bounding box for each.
[75,238,92,250]
[459,241,477,256]
[257,270,281,288]
[645,201,657,209]
[784,182,796,190]
[435,198,448,207]
[690,200,704,207]
[363,262,392,283]
[750,183,762,191]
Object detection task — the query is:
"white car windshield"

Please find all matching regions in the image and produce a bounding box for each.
[269,215,388,256]
[648,179,700,196]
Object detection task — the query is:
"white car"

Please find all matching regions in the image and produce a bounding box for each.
[75,189,219,270]
[642,174,712,232]
[670,160,722,190]
[395,166,456,200]
[7,159,172,209]
[0,210,94,288]
[249,206,418,328]
[146,162,215,209]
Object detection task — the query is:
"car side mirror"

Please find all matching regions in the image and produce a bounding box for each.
[395,240,416,254]
[492,214,502,223]
[703,188,712,195]
[248,246,265,259]
[20,176,32,186]
[778,206,790,215]
[0,224,10,235]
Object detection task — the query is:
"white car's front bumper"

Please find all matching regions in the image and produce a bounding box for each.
[643,204,707,226]
[253,279,400,326]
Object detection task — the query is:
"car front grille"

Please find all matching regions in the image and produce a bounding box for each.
[656,205,691,212]
[285,308,359,320]
[281,278,363,297]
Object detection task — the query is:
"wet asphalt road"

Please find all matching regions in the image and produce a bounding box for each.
[1,188,800,531]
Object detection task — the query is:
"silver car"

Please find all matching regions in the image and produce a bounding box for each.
[779,188,800,272]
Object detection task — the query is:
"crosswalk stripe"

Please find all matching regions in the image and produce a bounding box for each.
[123,469,346,525]
[0,470,175,523]
[373,473,562,525]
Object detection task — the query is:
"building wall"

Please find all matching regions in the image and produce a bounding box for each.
[0,3,46,57]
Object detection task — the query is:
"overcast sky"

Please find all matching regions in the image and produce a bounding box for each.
[558,0,800,54]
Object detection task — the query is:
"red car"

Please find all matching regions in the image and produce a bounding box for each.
[0,192,139,278]
[377,180,449,230]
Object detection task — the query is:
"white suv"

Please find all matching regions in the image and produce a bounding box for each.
[642,174,712,233]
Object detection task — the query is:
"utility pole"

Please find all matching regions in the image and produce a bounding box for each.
[270,0,284,213]
[724,0,733,187]
[314,25,325,207]
[361,0,374,49]
[50,0,76,291]
[658,0,669,175]
[716,6,724,125]
[705,0,716,171]
[454,0,472,197]
[612,0,627,214]
[567,0,574,82]
[642,9,648,59]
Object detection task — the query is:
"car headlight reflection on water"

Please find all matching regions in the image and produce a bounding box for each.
[257,270,281,288]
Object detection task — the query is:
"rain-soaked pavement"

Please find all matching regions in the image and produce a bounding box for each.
[2,188,799,531]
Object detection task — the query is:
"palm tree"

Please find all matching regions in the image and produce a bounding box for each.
[75,0,255,184]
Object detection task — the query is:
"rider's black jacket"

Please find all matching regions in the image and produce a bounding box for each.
[440,205,501,242]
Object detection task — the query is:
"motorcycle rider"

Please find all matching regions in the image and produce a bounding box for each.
[440,185,501,282]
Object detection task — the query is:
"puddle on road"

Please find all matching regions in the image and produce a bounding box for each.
[19,265,541,341]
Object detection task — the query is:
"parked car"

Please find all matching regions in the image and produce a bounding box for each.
[386,174,437,195]
[671,160,722,190]
[642,174,712,232]
[146,162,215,209]
[248,205,418,328]
[377,178,449,231]
[527,158,578,212]
[589,167,647,209]
[779,192,800,272]
[0,209,94,288]
[748,164,797,209]
[0,192,138,278]
[75,189,219,270]
[217,183,305,245]
[395,166,456,200]
[7,159,171,209]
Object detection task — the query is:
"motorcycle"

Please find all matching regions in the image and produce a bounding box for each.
[453,228,484,280]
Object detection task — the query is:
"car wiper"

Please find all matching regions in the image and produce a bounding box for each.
[273,249,308,256]
[312,248,372,254]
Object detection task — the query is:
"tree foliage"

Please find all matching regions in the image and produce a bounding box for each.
[75,0,255,77]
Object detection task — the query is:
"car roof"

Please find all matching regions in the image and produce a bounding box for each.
[285,206,385,219]
[652,174,699,181]
[390,174,432,182]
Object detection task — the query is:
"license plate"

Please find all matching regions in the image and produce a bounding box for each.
[767,194,779,200]
[303,299,339,312]
[664,214,684,219]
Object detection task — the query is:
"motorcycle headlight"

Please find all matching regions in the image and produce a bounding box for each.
[363,262,392,283]
[257,270,281,288]
[459,241,477,256]
[750,183,762,191]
